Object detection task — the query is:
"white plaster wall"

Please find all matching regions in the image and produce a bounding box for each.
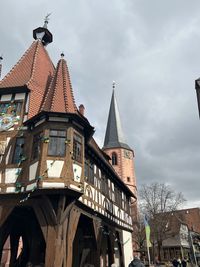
[91,186,95,199]
[73,163,82,182]
[26,182,37,191]
[69,184,82,191]
[6,187,16,193]
[47,160,64,178]
[6,147,11,164]
[29,162,38,181]
[5,168,21,183]
[6,137,11,145]
[94,164,96,174]
[122,230,133,267]
[42,182,65,188]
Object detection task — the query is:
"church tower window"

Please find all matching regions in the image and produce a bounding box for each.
[111,152,118,165]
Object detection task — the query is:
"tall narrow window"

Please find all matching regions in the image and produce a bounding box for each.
[32,133,43,160]
[48,130,66,156]
[112,152,118,165]
[12,137,25,164]
[73,133,82,162]
[88,162,94,184]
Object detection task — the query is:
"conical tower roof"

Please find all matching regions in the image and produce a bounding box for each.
[0,40,55,118]
[103,89,131,150]
[40,56,77,113]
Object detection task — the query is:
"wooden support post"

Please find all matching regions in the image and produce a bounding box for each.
[93,219,102,267]
[39,196,75,267]
[66,207,81,267]
[44,225,57,267]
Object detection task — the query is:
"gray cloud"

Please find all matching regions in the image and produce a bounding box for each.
[1,0,200,208]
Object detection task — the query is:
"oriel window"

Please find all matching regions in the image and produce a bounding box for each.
[32,132,43,160]
[48,130,66,156]
[73,133,82,162]
[12,137,25,164]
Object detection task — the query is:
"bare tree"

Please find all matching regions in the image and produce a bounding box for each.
[132,212,146,253]
[139,182,185,261]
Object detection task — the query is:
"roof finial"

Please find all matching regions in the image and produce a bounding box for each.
[61,52,65,58]
[33,15,53,46]
[43,13,51,29]
[0,55,3,78]
[112,81,116,90]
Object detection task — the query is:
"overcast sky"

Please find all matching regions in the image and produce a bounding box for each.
[1,0,200,208]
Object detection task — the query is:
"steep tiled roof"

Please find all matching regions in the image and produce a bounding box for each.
[103,89,131,150]
[40,58,77,113]
[0,40,55,118]
[157,208,200,236]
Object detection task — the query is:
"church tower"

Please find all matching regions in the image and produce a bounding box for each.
[103,84,138,253]
[103,83,137,200]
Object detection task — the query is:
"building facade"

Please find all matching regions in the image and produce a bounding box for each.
[155,208,200,264]
[0,21,136,267]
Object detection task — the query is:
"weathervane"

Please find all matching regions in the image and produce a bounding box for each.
[43,13,51,28]
[112,81,116,89]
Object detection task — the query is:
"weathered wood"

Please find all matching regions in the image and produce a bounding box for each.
[40,196,57,226]
[54,199,74,267]
[60,200,75,224]
[93,218,101,242]
[44,225,57,267]
[66,207,81,267]
[93,219,102,267]
[33,204,48,242]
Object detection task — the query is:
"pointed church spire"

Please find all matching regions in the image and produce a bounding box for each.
[41,55,77,113]
[103,83,131,150]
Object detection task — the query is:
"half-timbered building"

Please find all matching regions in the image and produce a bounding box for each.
[0,20,136,267]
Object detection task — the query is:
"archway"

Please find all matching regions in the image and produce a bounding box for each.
[0,206,45,267]
[100,226,113,267]
[72,214,97,267]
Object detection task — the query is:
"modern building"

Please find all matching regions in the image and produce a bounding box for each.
[0,19,137,267]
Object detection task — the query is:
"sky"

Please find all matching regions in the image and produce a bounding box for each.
[0,0,200,208]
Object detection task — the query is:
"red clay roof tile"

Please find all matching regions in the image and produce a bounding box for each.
[0,40,55,118]
[41,58,77,113]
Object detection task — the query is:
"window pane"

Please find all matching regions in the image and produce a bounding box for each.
[48,130,66,156]
[32,133,42,160]
[12,138,25,164]
[73,133,82,162]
